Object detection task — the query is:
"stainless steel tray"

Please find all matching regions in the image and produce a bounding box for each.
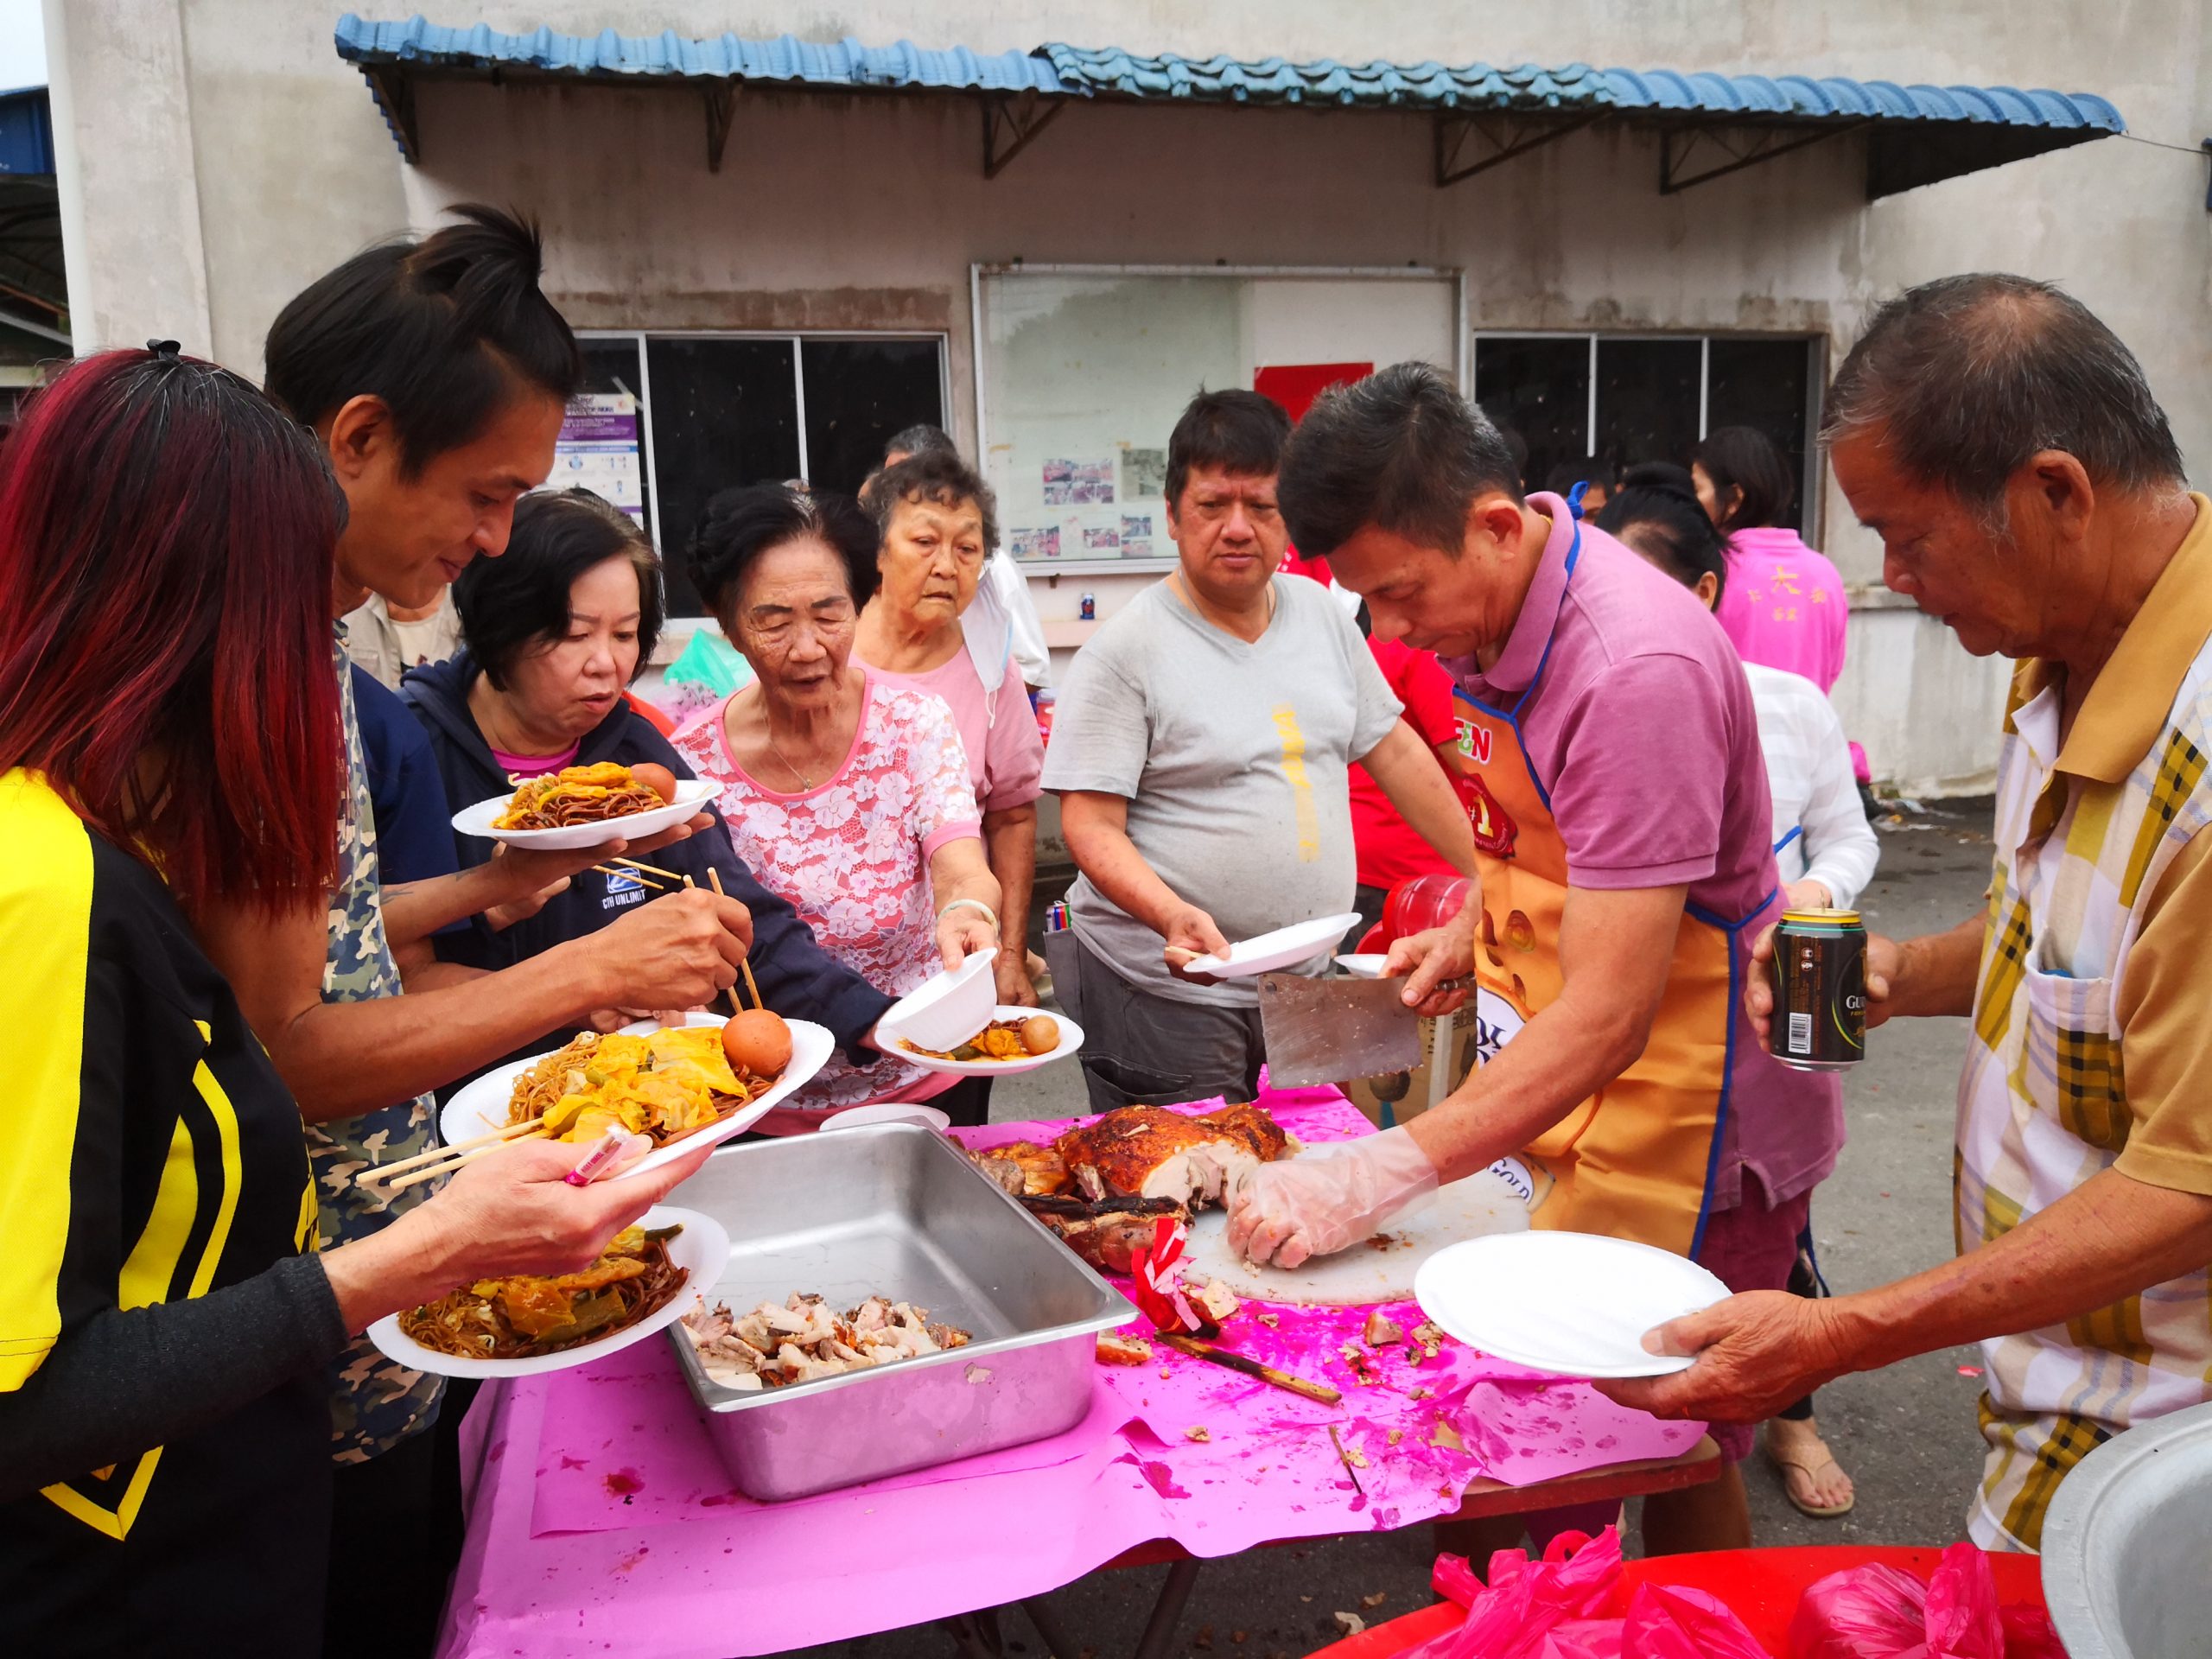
[664,1122,1135,1501]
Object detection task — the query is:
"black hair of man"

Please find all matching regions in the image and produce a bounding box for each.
[1278,362,1524,563]
[687,483,881,637]
[880,423,956,467]
[1594,463,1729,606]
[1164,387,1291,511]
[454,489,663,692]
[1823,272,2185,517]
[264,203,582,475]
[860,447,1000,554]
[1544,454,1615,498]
[1691,426,1796,531]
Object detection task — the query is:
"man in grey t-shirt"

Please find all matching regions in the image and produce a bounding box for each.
[1044,389,1474,1108]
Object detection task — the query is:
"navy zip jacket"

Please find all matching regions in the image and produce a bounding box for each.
[399,652,892,1072]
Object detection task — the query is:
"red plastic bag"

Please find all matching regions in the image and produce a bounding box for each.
[1998,1605,2066,1659]
[1409,1529,1626,1659]
[1620,1583,1770,1658]
[1791,1543,2014,1659]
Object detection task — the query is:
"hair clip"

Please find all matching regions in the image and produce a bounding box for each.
[146,339,181,360]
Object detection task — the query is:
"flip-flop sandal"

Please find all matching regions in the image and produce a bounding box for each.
[1767,1435,1857,1518]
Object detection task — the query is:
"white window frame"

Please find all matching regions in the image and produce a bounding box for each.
[973,263,1469,578]
[1471,329,1827,542]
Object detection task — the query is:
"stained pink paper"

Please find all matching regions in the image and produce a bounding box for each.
[435,1087,1704,1658]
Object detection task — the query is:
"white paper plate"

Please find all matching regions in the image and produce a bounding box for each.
[437,1016,834,1183]
[886,1007,1084,1077]
[1412,1230,1730,1378]
[875,950,999,1051]
[1335,952,1389,978]
[1184,912,1364,978]
[820,1102,952,1132]
[366,1205,728,1379]
[450,778,715,851]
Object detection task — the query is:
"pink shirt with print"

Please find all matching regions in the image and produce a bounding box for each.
[850,641,1044,815]
[671,671,981,1123]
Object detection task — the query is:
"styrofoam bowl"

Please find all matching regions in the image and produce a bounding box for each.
[819,1102,953,1133]
[877,950,998,1052]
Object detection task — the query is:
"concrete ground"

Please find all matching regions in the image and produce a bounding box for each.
[788,804,2000,1659]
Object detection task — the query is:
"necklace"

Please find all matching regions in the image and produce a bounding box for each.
[766,732,816,791]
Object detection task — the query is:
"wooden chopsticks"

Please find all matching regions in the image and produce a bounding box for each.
[356,1115,547,1193]
[702,867,765,1012]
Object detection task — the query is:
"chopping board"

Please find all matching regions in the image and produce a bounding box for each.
[1181,1150,1533,1306]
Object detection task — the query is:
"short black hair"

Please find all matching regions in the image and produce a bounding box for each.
[264,204,582,475]
[1691,426,1796,531]
[1279,362,1523,562]
[1165,388,1290,510]
[861,448,1000,553]
[1824,273,2184,517]
[1595,463,1729,605]
[1544,455,1614,497]
[453,489,663,692]
[687,484,880,636]
[881,423,955,465]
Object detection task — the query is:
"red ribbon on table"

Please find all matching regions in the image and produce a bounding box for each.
[1128,1216,1208,1333]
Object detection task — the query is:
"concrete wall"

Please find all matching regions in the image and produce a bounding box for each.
[45,0,2212,796]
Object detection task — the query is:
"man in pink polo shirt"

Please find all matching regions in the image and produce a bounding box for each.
[1230,363,1843,1552]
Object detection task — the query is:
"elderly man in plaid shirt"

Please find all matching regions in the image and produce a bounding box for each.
[1607,273,2212,1553]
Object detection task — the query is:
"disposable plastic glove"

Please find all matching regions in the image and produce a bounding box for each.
[1225,1126,1440,1269]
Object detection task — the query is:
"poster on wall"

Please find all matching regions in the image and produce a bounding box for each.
[551,392,644,520]
[1044,457,1116,506]
[1010,526,1061,560]
[1120,447,1166,500]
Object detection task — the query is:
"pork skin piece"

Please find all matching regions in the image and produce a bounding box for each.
[971,1141,1071,1197]
[1041,1207,1182,1274]
[1052,1103,1288,1208]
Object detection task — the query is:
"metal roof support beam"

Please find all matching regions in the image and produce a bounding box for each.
[1434,110,1602,187]
[363,65,420,163]
[982,91,1065,180]
[704,83,736,172]
[1659,122,1859,194]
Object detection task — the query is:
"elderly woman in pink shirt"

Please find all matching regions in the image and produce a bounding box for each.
[855,448,1046,1009]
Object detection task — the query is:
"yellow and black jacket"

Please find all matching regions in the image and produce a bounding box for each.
[0,771,346,1657]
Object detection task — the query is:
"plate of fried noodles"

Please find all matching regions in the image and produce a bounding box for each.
[452,760,717,850]
[440,1014,835,1183]
[367,1206,729,1378]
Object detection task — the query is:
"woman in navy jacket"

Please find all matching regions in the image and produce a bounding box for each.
[401,489,892,1074]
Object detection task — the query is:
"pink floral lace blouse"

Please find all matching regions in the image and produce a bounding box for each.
[672,673,981,1113]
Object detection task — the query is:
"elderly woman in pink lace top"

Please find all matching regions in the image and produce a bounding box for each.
[673,484,1001,1128]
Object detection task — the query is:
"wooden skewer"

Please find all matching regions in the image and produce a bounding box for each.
[595,863,666,890]
[1157,1332,1342,1406]
[1327,1423,1368,1495]
[612,856,684,881]
[363,1115,547,1185]
[703,868,764,1012]
[380,1130,546,1193]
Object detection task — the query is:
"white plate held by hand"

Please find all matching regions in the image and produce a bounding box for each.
[1185,912,1363,979]
[886,1006,1085,1077]
[437,1016,835,1183]
[451,777,715,851]
[366,1205,729,1379]
[1413,1230,1729,1379]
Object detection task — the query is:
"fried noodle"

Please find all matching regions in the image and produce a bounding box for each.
[397,1225,689,1361]
[493,761,667,830]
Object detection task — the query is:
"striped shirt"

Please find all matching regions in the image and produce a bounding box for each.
[1959,495,2212,1551]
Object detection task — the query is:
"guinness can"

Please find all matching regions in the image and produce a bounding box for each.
[1768,908,1866,1071]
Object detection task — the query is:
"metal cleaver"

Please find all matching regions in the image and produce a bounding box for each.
[1257,971,1422,1088]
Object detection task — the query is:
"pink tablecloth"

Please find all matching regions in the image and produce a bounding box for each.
[435,1088,1703,1658]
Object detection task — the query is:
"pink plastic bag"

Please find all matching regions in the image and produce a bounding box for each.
[1410,1529,1626,1659]
[1791,1543,2015,1659]
[1620,1583,1770,1658]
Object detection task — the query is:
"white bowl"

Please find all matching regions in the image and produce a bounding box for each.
[450,777,715,852]
[437,1016,835,1183]
[366,1205,729,1379]
[877,950,999,1052]
[819,1102,952,1133]
[1335,952,1389,978]
[886,1006,1084,1077]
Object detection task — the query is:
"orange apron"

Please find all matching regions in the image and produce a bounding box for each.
[1452,531,1770,1257]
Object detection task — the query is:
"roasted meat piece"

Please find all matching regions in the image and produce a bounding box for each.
[969,1140,1070,1198]
[1053,1103,1288,1208]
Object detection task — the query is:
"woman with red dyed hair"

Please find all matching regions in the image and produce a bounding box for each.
[0,347,707,1657]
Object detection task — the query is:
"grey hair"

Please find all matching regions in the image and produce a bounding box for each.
[1278,362,1523,560]
[1823,274,2184,518]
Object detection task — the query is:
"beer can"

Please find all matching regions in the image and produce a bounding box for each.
[1768,907,1866,1071]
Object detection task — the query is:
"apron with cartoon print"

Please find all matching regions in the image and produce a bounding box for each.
[1452,529,1764,1257]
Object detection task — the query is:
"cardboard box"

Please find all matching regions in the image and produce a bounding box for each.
[1344,1008,1478,1129]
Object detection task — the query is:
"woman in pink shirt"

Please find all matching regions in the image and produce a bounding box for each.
[1694,426,1849,692]
[853,449,1046,1008]
[673,485,1002,1128]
